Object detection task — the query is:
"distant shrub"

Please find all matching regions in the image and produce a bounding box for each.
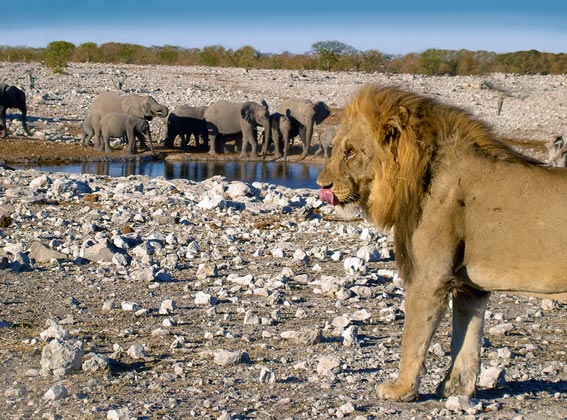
[45,41,75,73]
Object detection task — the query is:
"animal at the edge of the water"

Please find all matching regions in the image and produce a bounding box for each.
[99,113,153,155]
[89,92,168,152]
[81,114,95,147]
[546,135,567,167]
[204,100,270,157]
[262,111,300,160]
[0,83,30,137]
[317,84,567,402]
[164,105,209,150]
[314,125,337,159]
[277,99,330,159]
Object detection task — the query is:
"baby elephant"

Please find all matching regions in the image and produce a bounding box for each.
[99,113,153,155]
[315,125,338,158]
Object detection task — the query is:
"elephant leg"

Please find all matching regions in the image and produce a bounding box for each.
[300,127,310,159]
[437,289,491,398]
[376,280,449,402]
[102,134,111,153]
[20,108,29,135]
[0,108,7,137]
[239,136,249,157]
[208,132,218,155]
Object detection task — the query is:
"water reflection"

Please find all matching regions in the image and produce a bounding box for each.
[19,159,324,189]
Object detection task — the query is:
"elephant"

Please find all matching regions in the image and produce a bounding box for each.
[277,99,331,159]
[262,111,299,160]
[81,114,95,146]
[90,92,168,152]
[164,105,208,150]
[99,113,153,155]
[204,100,270,157]
[314,125,338,159]
[0,83,30,137]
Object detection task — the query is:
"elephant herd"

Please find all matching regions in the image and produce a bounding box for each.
[83,92,333,159]
[0,81,334,159]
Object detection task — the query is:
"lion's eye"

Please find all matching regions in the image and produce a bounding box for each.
[343,147,355,161]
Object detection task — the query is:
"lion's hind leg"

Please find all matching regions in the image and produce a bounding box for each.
[437,288,491,398]
[376,282,450,402]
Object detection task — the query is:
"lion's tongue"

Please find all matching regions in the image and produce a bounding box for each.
[319,189,338,206]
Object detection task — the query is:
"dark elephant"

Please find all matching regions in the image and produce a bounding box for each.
[164,105,208,150]
[204,100,270,157]
[262,111,299,161]
[277,99,330,159]
[99,112,153,155]
[0,83,30,137]
[90,92,168,152]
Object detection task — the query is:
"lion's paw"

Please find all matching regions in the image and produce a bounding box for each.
[436,377,476,399]
[376,381,418,402]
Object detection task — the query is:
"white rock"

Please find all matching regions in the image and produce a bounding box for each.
[479,366,506,388]
[343,256,367,273]
[259,366,277,383]
[213,349,247,366]
[121,302,141,311]
[317,355,341,376]
[127,344,147,360]
[40,339,84,373]
[195,291,216,305]
[107,408,130,420]
[44,384,68,401]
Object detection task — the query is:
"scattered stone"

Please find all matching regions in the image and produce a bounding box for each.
[127,344,147,360]
[213,350,249,366]
[479,366,506,388]
[44,384,68,401]
[107,408,130,420]
[259,367,277,383]
[316,355,341,377]
[40,339,84,374]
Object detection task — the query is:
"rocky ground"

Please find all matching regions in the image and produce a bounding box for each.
[0,62,566,420]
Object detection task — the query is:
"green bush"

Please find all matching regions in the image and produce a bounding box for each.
[45,41,75,73]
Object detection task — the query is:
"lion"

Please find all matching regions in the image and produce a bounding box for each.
[317,84,567,402]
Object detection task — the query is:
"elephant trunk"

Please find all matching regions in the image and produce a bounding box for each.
[302,122,314,159]
[153,105,169,118]
[262,122,271,158]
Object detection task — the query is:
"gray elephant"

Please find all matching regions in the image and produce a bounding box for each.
[277,99,330,159]
[0,83,30,137]
[81,114,95,146]
[99,113,153,155]
[204,100,270,157]
[314,125,338,159]
[165,105,208,150]
[90,92,168,152]
[262,111,299,160]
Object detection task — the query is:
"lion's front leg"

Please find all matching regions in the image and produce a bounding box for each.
[437,289,491,398]
[377,282,449,402]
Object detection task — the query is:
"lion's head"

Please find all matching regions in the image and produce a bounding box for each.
[317,85,439,228]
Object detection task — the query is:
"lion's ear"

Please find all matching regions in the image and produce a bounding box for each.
[384,106,410,143]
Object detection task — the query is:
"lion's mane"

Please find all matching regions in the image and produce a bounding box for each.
[343,85,542,280]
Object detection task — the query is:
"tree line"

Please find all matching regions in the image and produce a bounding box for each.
[1,40,567,76]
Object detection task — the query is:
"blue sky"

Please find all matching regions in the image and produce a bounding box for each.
[2,0,567,55]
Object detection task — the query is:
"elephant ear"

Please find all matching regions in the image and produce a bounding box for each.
[314,101,331,125]
[241,106,253,123]
[261,99,269,112]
